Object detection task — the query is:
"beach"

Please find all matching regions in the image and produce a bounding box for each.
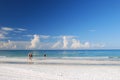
[0,58,120,80]
[0,0,120,79]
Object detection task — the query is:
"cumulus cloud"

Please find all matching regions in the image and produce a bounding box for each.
[52,36,92,49]
[0,40,16,49]
[0,40,31,50]
[63,36,68,49]
[0,33,105,50]
[71,39,81,49]
[52,40,62,49]
[29,34,40,49]
[53,35,75,49]
[71,39,90,49]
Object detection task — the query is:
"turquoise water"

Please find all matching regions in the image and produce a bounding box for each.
[0,50,120,60]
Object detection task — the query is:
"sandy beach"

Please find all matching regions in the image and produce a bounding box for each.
[0,58,120,80]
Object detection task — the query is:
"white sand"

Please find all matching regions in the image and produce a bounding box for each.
[0,58,120,80]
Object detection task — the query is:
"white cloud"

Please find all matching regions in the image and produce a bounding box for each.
[0,33,105,50]
[52,36,91,49]
[40,35,50,39]
[0,30,8,34]
[63,35,76,39]
[23,35,33,37]
[52,36,72,49]
[71,39,81,49]
[0,40,16,49]
[24,35,50,39]
[71,39,90,49]
[1,27,14,31]
[83,42,90,48]
[0,40,30,50]
[0,30,8,39]
[63,36,68,49]
[52,40,62,49]
[91,43,105,48]
[0,27,14,39]
[0,34,6,39]
[0,27,28,39]
[17,28,26,31]
[52,36,95,49]
[29,34,40,49]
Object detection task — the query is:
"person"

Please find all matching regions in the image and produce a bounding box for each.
[44,54,47,57]
[43,53,47,59]
[28,53,33,60]
[28,52,33,63]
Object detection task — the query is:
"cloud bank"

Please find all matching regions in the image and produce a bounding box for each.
[0,27,105,50]
[0,35,105,50]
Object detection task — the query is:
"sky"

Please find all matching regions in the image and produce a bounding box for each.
[0,0,120,50]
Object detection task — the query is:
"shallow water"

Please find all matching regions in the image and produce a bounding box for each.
[0,50,120,60]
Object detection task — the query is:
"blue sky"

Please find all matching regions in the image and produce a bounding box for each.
[0,0,120,49]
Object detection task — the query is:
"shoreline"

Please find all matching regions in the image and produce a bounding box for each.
[0,57,120,65]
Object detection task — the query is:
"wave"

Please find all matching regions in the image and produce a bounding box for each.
[1,55,120,61]
[61,56,109,59]
[0,56,7,58]
[60,56,120,61]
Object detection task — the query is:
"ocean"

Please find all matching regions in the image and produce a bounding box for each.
[0,50,120,60]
